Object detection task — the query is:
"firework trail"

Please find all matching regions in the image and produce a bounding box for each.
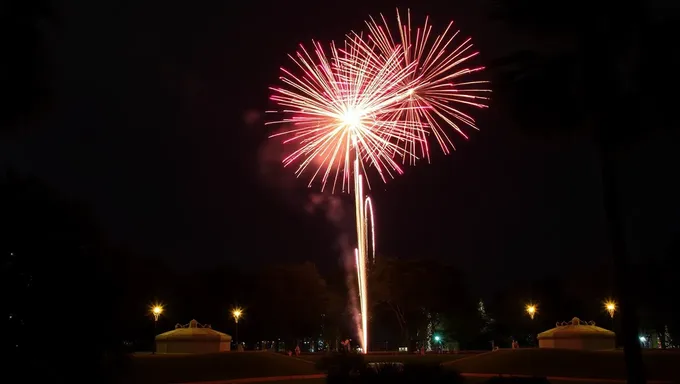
[267,9,489,353]
[353,159,370,352]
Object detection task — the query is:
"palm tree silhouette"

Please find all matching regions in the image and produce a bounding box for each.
[488,1,677,383]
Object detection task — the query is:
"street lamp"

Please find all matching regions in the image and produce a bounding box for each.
[150,303,164,354]
[524,303,538,346]
[525,303,538,320]
[232,307,243,351]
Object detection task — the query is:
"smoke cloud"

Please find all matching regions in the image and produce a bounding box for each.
[257,123,353,234]
[256,125,304,205]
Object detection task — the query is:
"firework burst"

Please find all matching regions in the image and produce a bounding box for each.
[266,9,490,354]
[361,8,491,163]
[266,36,424,193]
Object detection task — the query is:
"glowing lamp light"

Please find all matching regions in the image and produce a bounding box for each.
[525,304,538,320]
[232,308,243,323]
[434,335,441,342]
[604,300,617,318]
[231,307,244,349]
[150,304,164,321]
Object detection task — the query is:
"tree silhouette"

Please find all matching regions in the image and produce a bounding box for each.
[1,171,125,383]
[371,257,476,348]
[252,262,330,344]
[489,1,677,382]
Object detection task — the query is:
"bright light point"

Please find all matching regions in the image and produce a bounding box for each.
[434,335,441,342]
[150,303,164,321]
[232,307,243,322]
[341,108,363,127]
[407,88,414,96]
[639,336,646,342]
[604,300,617,318]
[525,303,538,319]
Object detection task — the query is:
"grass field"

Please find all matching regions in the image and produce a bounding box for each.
[124,351,318,384]
[297,351,475,365]
[124,349,680,384]
[124,351,475,383]
[447,349,680,381]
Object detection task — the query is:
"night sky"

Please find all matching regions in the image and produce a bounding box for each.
[2,0,678,294]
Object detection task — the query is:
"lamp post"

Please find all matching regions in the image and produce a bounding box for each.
[232,308,243,351]
[150,304,164,354]
[525,303,538,346]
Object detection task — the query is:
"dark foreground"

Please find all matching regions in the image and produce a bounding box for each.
[446,349,679,381]
[126,351,318,384]
[123,349,680,384]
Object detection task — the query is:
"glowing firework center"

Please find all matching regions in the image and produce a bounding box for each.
[342,108,364,129]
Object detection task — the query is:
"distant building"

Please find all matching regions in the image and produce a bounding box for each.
[155,319,232,354]
[537,317,615,350]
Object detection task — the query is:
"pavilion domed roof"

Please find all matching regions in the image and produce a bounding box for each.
[155,319,232,342]
[538,317,615,340]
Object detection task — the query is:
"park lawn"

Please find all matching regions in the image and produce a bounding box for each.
[124,352,319,384]
[122,350,680,384]
[298,352,473,365]
[447,349,680,381]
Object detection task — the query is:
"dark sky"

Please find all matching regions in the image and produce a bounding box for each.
[2,0,678,294]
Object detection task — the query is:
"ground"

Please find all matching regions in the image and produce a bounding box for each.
[296,351,476,365]
[446,349,680,382]
[124,349,680,384]
[125,352,470,383]
[125,351,319,384]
